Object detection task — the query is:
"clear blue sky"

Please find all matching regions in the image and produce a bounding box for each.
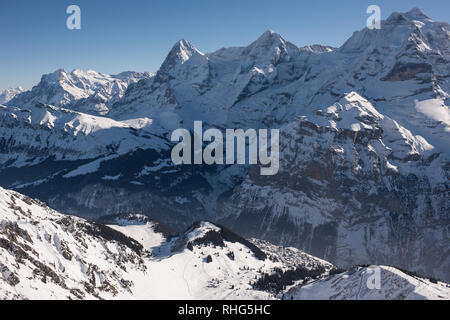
[0,0,449,91]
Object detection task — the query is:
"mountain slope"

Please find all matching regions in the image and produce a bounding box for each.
[288,265,450,300]
[0,186,148,299]
[218,92,449,281]
[0,187,337,299]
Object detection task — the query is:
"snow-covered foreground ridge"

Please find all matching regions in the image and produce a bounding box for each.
[0,186,448,300]
[289,266,450,300]
[0,186,332,299]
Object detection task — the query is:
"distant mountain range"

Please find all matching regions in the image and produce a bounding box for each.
[7,70,153,116]
[0,8,449,283]
[0,87,26,105]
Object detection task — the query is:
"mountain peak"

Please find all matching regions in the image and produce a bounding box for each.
[71,69,102,77]
[404,8,431,21]
[241,29,299,65]
[7,67,149,113]
[181,221,267,260]
[386,12,409,24]
[170,39,204,60]
[300,44,335,54]
[156,39,205,79]
[176,38,192,47]
[341,8,438,53]
[387,8,433,25]
[40,68,69,84]
[259,29,278,38]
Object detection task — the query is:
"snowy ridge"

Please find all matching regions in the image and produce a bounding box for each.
[0,186,148,299]
[220,92,449,281]
[108,8,449,151]
[288,265,450,300]
[7,69,153,116]
[300,44,336,54]
[0,103,167,167]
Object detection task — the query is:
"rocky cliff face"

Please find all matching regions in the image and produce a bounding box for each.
[217,92,449,281]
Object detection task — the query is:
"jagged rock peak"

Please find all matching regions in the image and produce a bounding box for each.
[241,29,301,66]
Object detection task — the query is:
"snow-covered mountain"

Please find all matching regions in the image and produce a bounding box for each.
[288,265,449,300]
[0,8,448,284]
[1,186,447,300]
[0,87,26,104]
[7,69,153,116]
[218,92,449,281]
